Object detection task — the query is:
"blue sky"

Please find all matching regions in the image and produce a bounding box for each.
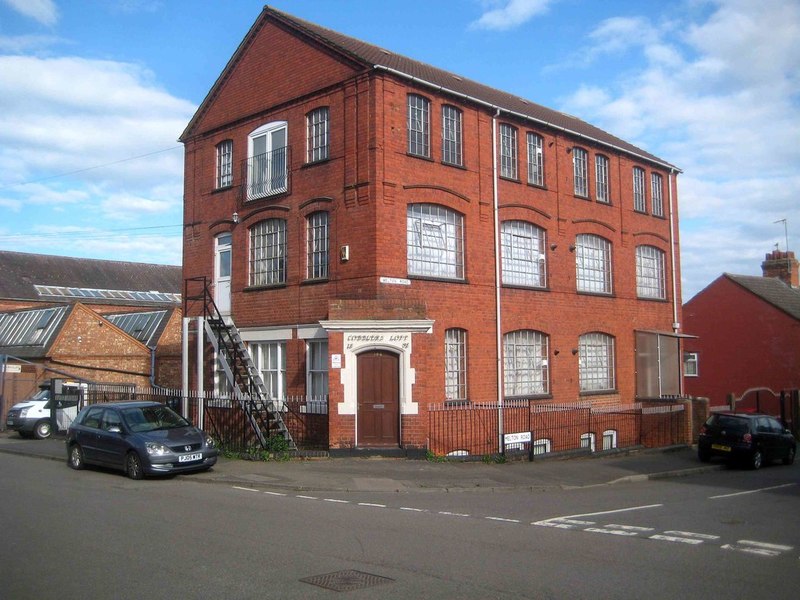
[0,0,798,300]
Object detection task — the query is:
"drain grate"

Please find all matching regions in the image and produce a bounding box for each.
[300,569,394,592]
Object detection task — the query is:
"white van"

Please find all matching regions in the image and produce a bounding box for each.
[5,382,83,439]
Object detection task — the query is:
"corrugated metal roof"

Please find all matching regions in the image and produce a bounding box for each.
[183,6,677,170]
[0,251,181,305]
[105,310,169,347]
[726,274,800,321]
[0,305,69,357]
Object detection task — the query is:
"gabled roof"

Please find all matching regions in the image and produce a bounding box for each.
[182,6,677,171]
[725,274,800,321]
[0,251,181,306]
[104,309,172,347]
[0,305,70,358]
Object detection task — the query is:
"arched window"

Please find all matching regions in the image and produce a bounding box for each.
[250,219,287,286]
[501,221,546,287]
[578,332,615,392]
[407,204,464,279]
[503,330,549,396]
[595,155,609,203]
[573,147,588,197]
[306,212,329,280]
[575,234,612,294]
[247,121,288,199]
[636,245,666,299]
[407,94,430,157]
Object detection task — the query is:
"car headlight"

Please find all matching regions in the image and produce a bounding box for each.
[204,435,216,448]
[145,442,172,456]
[19,408,28,418]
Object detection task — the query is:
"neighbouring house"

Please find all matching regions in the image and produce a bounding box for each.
[0,251,183,422]
[180,7,687,455]
[683,250,800,410]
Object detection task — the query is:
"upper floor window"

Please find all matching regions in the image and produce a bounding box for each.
[633,167,646,212]
[573,147,588,197]
[503,329,549,397]
[306,211,329,281]
[307,339,329,398]
[215,140,233,189]
[595,155,610,203]
[651,173,664,217]
[684,352,699,377]
[527,132,544,186]
[500,124,518,179]
[306,107,329,163]
[579,332,615,392]
[636,245,666,299]
[250,218,286,286]
[575,234,612,294]
[442,105,463,166]
[408,94,430,157]
[444,328,468,402]
[407,203,464,280]
[501,220,546,288]
[247,122,288,200]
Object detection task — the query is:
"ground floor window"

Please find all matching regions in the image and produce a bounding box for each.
[533,438,551,456]
[602,429,617,450]
[307,340,328,398]
[580,432,596,452]
[249,341,286,399]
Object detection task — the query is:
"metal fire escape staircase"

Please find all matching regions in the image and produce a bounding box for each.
[186,278,296,453]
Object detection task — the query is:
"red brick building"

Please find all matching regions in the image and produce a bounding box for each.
[683,250,800,407]
[180,7,684,452]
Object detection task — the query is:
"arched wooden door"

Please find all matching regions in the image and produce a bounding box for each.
[357,351,400,447]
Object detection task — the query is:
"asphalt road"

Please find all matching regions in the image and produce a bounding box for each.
[1,452,798,599]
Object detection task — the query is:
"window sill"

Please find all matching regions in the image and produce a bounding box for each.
[407,152,434,162]
[499,175,521,184]
[574,194,590,201]
[579,389,619,397]
[527,182,547,191]
[636,295,669,303]
[408,274,468,285]
[244,283,287,292]
[441,160,467,170]
[596,198,612,206]
[212,184,234,194]
[576,290,615,298]
[301,278,329,286]
[633,209,648,215]
[301,157,331,169]
[502,283,549,292]
[506,394,552,401]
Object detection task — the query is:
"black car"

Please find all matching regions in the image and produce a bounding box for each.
[698,412,796,469]
[66,402,218,479]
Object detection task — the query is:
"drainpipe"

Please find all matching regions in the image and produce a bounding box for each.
[492,108,504,454]
[667,169,683,396]
[149,346,157,387]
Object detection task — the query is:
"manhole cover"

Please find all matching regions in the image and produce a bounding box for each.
[300,569,394,592]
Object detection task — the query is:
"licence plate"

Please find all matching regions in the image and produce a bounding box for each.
[711,444,731,452]
[179,453,203,463]
[6,418,13,426]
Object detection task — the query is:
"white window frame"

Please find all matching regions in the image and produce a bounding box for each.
[651,172,664,217]
[216,140,233,189]
[580,432,596,452]
[500,124,518,179]
[407,203,464,280]
[249,341,287,400]
[444,328,468,402]
[576,234,612,295]
[503,329,549,397]
[408,94,430,157]
[532,438,551,456]
[579,332,616,392]
[250,219,287,286]
[633,167,646,212]
[684,352,699,377]
[636,245,666,299]
[442,105,463,166]
[306,211,329,280]
[307,107,329,163]
[602,429,618,450]
[247,121,288,199]
[595,154,609,203]
[527,132,544,186]
[573,147,588,197]
[501,221,546,288]
[306,339,329,398]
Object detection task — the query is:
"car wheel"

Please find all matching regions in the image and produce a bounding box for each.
[783,446,796,466]
[34,420,52,439]
[750,449,763,470]
[126,452,144,480]
[698,447,711,463]
[68,444,85,470]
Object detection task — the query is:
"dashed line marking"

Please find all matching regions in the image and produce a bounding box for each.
[232,486,259,493]
[439,511,470,517]
[663,530,719,540]
[585,527,639,537]
[263,491,286,497]
[296,495,318,500]
[649,534,704,545]
[358,502,386,508]
[400,507,427,512]
[323,498,350,504]
[737,540,793,552]
[606,524,655,532]
[486,516,521,523]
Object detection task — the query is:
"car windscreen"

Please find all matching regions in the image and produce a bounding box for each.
[712,415,749,433]
[120,406,191,433]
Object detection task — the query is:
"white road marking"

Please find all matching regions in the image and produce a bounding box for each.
[737,540,793,552]
[709,483,796,499]
[263,491,287,496]
[232,486,259,493]
[663,531,719,540]
[296,495,318,500]
[557,504,663,519]
[722,544,782,557]
[439,511,470,517]
[532,517,595,529]
[400,507,427,512]
[486,517,521,523]
[649,534,704,545]
[323,498,350,504]
[358,502,386,508]
[585,527,639,537]
[606,524,655,532]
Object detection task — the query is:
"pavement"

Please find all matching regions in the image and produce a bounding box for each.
[0,430,721,493]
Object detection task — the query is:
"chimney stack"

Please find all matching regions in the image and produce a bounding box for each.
[761,249,799,287]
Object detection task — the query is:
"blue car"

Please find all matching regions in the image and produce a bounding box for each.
[66,401,218,479]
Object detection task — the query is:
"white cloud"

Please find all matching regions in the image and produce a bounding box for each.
[558,0,800,299]
[2,0,58,26]
[471,0,558,31]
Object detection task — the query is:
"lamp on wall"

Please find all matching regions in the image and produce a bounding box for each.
[571,348,579,355]
[569,244,576,252]
[232,212,239,224]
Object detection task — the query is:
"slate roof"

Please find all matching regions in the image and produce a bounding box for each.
[0,305,70,358]
[104,310,172,347]
[725,274,800,321]
[182,6,677,171]
[0,251,181,306]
